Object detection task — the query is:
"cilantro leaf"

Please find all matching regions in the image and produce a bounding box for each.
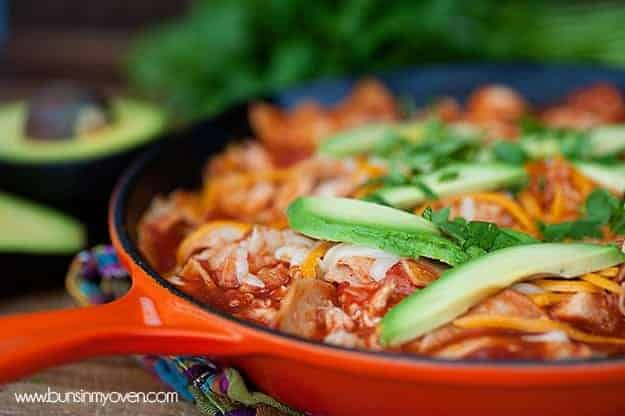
[540,219,603,242]
[493,141,528,165]
[540,188,625,241]
[585,188,619,223]
[422,206,537,258]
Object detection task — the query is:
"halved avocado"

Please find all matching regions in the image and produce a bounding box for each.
[375,163,527,209]
[0,98,165,163]
[0,82,166,240]
[379,243,625,346]
[1,192,86,296]
[0,191,85,254]
[287,196,468,265]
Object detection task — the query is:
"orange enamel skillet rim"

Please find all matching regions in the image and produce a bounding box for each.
[109,122,625,386]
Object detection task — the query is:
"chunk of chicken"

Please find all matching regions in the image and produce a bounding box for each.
[541,83,625,129]
[416,289,545,353]
[465,85,527,139]
[138,191,203,274]
[276,279,337,339]
[249,79,399,163]
[434,335,594,360]
[551,292,625,335]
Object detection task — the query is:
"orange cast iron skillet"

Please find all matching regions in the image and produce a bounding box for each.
[2,65,625,415]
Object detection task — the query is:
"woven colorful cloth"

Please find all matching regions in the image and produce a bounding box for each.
[66,245,302,416]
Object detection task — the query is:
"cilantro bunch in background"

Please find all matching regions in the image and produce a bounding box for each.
[127,0,625,121]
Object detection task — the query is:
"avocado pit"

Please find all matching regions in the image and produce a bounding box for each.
[25,82,114,141]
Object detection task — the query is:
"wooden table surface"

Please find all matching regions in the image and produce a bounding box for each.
[0,289,198,415]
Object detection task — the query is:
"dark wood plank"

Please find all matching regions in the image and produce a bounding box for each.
[1,29,132,81]
[11,1,190,29]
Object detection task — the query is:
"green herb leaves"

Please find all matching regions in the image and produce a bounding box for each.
[368,119,481,180]
[492,141,528,164]
[422,207,537,259]
[540,189,625,241]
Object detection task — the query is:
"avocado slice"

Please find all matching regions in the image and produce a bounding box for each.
[574,162,625,193]
[379,242,625,347]
[588,125,625,157]
[375,163,527,209]
[0,98,165,163]
[519,125,625,160]
[318,122,403,158]
[287,196,468,265]
[0,191,85,254]
[317,120,480,158]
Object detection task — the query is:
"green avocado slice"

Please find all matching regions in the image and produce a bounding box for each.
[0,192,85,254]
[0,98,165,163]
[317,122,403,158]
[588,125,625,157]
[375,163,527,209]
[317,120,480,158]
[519,125,625,160]
[574,162,625,194]
[379,242,625,347]
[317,121,424,158]
[287,196,468,265]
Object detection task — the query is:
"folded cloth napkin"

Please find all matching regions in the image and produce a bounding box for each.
[66,245,302,416]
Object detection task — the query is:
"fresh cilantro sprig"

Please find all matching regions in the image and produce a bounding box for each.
[368,119,481,188]
[541,189,625,241]
[492,121,591,164]
[422,206,538,259]
[492,141,528,165]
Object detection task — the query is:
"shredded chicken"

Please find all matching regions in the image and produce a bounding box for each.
[550,292,625,335]
[541,83,625,129]
[138,191,203,273]
[140,79,625,360]
[249,79,399,163]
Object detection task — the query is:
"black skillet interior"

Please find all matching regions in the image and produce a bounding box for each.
[120,101,254,245]
[116,63,625,366]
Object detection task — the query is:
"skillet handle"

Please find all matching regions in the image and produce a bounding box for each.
[0,287,246,383]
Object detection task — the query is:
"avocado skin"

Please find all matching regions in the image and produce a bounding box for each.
[0,147,155,241]
[0,98,166,240]
[0,252,75,297]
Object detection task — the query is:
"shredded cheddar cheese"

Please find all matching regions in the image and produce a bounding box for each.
[453,315,625,345]
[413,192,539,236]
[202,180,219,213]
[464,192,538,236]
[534,279,599,293]
[518,190,544,221]
[600,267,620,278]
[356,157,386,178]
[269,218,290,229]
[300,242,332,278]
[237,169,293,184]
[571,168,595,199]
[528,293,570,307]
[547,185,565,222]
[580,273,622,294]
[177,221,251,264]
[353,182,382,199]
